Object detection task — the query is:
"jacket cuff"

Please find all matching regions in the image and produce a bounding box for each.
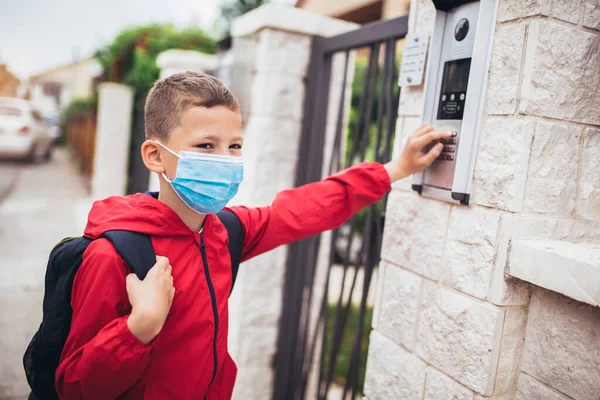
[119,316,154,355]
[354,161,392,195]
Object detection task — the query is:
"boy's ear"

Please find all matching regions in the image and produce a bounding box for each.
[141,140,166,174]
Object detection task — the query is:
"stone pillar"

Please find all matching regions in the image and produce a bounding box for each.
[225,5,358,399]
[148,50,220,192]
[365,0,600,399]
[91,83,134,200]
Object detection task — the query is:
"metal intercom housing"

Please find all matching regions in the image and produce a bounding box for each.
[412,0,498,205]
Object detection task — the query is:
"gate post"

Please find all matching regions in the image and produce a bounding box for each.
[226,5,357,400]
[91,82,134,199]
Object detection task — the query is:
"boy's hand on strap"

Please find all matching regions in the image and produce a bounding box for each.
[126,256,175,345]
[384,124,456,182]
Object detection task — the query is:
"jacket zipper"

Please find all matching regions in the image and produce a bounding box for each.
[200,233,219,394]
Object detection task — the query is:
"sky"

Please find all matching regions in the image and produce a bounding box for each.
[0,0,295,79]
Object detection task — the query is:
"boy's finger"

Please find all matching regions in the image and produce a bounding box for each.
[154,256,169,270]
[421,143,444,166]
[413,124,434,137]
[412,130,454,150]
[126,273,139,285]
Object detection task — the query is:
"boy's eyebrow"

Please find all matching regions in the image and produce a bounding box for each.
[202,134,244,142]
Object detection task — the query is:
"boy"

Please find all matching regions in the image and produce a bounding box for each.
[56,72,451,399]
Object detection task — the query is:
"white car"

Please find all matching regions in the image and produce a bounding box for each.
[0,97,54,162]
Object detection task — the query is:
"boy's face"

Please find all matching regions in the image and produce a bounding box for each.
[161,105,243,177]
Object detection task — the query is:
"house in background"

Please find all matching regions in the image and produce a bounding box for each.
[0,63,20,97]
[26,57,101,115]
[295,0,411,24]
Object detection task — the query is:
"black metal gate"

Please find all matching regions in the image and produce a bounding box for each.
[273,15,408,400]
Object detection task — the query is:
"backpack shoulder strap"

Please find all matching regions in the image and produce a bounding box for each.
[102,231,156,280]
[217,210,245,294]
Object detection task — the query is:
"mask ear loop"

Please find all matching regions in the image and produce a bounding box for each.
[155,141,181,183]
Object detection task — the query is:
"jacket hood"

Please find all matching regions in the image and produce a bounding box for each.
[84,193,195,239]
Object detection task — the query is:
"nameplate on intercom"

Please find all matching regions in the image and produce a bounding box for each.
[398,33,429,87]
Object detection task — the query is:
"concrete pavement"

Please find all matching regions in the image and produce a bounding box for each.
[0,163,19,203]
[0,148,93,399]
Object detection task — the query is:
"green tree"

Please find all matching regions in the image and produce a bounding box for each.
[94,24,217,92]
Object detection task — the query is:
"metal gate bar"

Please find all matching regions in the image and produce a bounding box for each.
[273,15,408,400]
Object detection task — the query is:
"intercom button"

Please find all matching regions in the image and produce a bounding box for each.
[443,146,455,153]
[448,156,455,161]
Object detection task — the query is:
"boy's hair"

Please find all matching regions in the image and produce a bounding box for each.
[144,71,239,142]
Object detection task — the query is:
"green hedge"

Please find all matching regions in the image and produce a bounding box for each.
[94,24,217,92]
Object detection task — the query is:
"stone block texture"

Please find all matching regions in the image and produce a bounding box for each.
[416,281,504,395]
[497,0,551,22]
[250,73,305,121]
[522,288,600,399]
[381,191,450,280]
[364,330,427,400]
[424,368,474,400]
[516,373,572,400]
[520,20,600,126]
[377,263,422,350]
[584,0,600,29]
[550,0,582,24]
[523,121,582,215]
[442,206,501,300]
[487,23,526,115]
[472,117,534,211]
[578,128,600,218]
[254,29,311,77]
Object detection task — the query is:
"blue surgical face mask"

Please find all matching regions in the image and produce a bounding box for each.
[156,141,244,214]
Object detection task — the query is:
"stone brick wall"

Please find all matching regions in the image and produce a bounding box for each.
[365,0,600,399]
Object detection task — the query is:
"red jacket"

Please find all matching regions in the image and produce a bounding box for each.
[56,162,390,399]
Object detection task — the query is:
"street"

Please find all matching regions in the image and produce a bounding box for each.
[0,149,93,399]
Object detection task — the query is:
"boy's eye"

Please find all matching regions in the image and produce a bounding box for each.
[197,143,214,149]
[230,144,242,150]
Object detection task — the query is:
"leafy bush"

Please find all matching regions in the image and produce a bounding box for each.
[322,303,373,395]
[62,97,97,121]
[94,24,217,92]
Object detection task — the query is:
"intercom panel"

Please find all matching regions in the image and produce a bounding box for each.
[412,0,498,205]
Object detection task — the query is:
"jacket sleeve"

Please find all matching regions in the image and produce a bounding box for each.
[55,239,152,400]
[230,161,391,262]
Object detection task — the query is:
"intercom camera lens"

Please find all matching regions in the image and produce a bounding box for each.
[454,18,469,41]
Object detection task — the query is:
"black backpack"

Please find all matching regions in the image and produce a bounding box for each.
[23,209,244,400]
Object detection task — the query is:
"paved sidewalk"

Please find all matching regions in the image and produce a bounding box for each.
[0,149,93,399]
[0,163,19,203]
